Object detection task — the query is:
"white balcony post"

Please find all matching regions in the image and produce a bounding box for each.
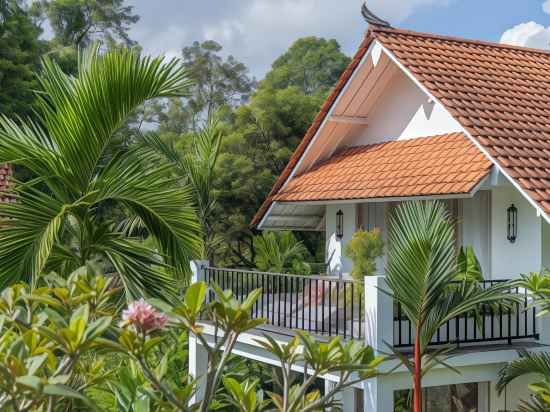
[188,334,208,404]
[189,260,209,405]
[190,260,209,283]
[363,276,393,412]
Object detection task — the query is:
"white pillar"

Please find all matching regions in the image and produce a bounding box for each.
[363,276,393,411]
[363,376,393,412]
[188,334,208,404]
[190,260,209,283]
[325,380,356,411]
[189,259,209,405]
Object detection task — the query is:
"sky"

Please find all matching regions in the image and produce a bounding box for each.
[128,0,550,79]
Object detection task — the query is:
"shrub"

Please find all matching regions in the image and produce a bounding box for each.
[344,228,384,282]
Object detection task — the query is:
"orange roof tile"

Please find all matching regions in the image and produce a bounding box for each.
[273,133,491,202]
[252,26,550,227]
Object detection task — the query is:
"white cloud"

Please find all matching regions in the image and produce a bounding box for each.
[500,1,550,50]
[500,21,550,50]
[128,0,453,78]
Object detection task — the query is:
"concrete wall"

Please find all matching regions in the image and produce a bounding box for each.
[490,183,542,278]
[326,203,357,275]
[347,68,462,146]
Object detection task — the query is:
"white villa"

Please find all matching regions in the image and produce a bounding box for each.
[189,14,550,412]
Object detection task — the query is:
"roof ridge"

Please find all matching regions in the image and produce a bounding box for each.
[371,26,550,57]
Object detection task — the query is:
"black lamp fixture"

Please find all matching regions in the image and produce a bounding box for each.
[507,204,518,243]
[336,210,344,240]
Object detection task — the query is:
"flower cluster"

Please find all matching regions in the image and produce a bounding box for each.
[121,299,168,333]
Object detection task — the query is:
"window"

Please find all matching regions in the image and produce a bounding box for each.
[394,382,489,412]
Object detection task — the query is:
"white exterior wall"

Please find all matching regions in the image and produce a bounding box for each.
[542,219,550,269]
[490,183,542,278]
[461,191,491,276]
[326,203,357,275]
[348,69,462,146]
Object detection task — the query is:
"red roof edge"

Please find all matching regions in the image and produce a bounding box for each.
[250,30,376,228]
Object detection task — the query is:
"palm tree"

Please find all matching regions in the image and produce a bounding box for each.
[497,349,550,412]
[140,115,222,261]
[385,201,516,412]
[0,46,201,300]
[496,272,550,411]
[253,231,311,274]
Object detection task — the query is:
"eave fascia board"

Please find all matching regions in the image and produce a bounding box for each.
[376,41,550,225]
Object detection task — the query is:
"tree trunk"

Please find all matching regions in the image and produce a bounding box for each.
[413,331,422,412]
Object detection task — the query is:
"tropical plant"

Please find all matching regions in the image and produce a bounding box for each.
[0,269,122,410]
[254,231,312,275]
[385,200,518,412]
[120,281,384,412]
[497,349,550,412]
[344,228,384,282]
[496,271,550,411]
[0,46,201,300]
[256,333,383,412]
[141,115,223,261]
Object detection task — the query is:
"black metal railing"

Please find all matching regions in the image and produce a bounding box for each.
[205,267,364,340]
[393,280,539,348]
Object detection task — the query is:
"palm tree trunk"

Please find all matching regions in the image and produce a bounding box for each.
[413,330,422,412]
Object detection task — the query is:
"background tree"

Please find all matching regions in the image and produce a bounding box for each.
[254,231,312,275]
[0,0,45,117]
[0,46,200,300]
[33,0,139,48]
[262,37,350,95]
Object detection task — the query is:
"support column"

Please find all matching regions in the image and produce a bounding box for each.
[190,260,209,283]
[325,380,356,411]
[363,276,393,411]
[188,334,208,404]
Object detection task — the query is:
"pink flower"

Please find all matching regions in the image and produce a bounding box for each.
[121,299,168,333]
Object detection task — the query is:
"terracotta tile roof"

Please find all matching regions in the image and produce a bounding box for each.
[273,133,491,202]
[252,26,550,227]
[373,27,550,214]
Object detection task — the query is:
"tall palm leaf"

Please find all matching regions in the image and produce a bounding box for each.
[497,350,550,412]
[140,115,222,260]
[0,46,201,300]
[385,201,517,412]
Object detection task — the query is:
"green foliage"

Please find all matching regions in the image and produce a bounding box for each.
[344,228,384,281]
[141,115,223,261]
[254,231,311,274]
[454,245,483,282]
[0,46,201,300]
[256,332,383,412]
[0,0,45,117]
[263,36,350,95]
[0,270,121,410]
[498,349,550,412]
[33,0,139,48]
[213,87,325,266]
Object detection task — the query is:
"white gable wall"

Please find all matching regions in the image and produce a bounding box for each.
[491,180,543,279]
[344,68,462,147]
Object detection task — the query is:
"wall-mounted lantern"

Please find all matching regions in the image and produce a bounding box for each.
[336,209,344,240]
[507,204,518,243]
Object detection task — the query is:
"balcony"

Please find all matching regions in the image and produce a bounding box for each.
[198,265,539,350]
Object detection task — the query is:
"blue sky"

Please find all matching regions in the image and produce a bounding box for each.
[128,0,550,79]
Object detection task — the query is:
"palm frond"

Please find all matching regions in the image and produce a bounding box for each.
[36,45,193,192]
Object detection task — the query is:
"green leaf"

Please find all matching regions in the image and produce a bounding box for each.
[185,281,207,317]
[16,375,42,391]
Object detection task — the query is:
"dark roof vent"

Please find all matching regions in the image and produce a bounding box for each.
[361,2,392,28]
